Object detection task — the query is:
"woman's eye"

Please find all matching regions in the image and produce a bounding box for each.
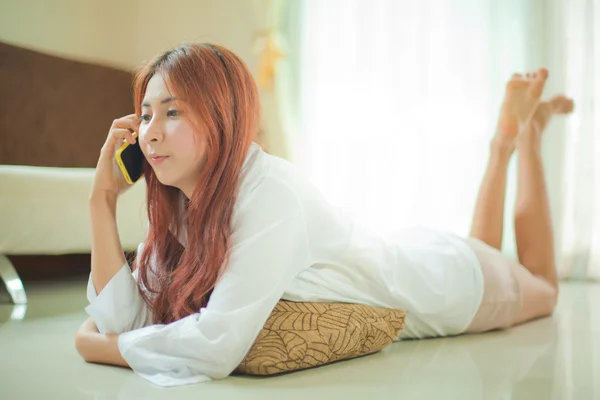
[140,114,151,122]
[167,109,181,117]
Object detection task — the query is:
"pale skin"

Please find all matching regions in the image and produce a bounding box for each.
[75,71,573,367]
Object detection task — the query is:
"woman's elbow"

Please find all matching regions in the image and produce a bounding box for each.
[74,331,89,361]
[74,327,99,363]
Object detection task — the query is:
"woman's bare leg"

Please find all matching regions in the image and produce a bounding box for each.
[510,78,576,324]
[470,69,574,325]
[470,72,574,253]
[469,137,513,250]
[514,90,574,291]
[512,95,574,325]
[469,71,562,250]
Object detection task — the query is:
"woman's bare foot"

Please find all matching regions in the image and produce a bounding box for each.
[497,69,548,138]
[517,94,575,151]
[530,95,575,133]
[494,69,574,152]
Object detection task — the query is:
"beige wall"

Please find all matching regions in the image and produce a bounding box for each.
[0,0,266,71]
[0,0,135,69]
[0,0,287,156]
[129,0,265,71]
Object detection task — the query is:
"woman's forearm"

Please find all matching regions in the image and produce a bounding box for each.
[89,192,127,295]
[75,329,129,367]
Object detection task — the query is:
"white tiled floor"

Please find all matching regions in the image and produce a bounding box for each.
[0,279,598,400]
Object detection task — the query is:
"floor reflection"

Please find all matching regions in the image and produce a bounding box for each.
[70,318,562,400]
[0,279,597,400]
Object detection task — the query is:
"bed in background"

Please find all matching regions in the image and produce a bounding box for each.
[0,42,148,304]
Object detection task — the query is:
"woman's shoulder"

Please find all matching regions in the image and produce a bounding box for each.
[229,146,313,241]
[237,143,309,208]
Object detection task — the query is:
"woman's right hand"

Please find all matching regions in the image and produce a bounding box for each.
[91,114,141,200]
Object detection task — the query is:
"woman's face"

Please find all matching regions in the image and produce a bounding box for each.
[139,74,208,198]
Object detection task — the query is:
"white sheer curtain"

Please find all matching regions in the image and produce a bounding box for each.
[556,0,600,280]
[296,0,545,247]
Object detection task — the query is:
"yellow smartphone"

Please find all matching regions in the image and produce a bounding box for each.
[115,132,144,185]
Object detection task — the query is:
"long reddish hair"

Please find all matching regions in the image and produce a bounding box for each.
[132,44,260,324]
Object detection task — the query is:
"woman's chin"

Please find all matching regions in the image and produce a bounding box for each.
[154,174,178,188]
[153,172,196,197]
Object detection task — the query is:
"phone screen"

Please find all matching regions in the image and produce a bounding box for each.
[119,138,144,183]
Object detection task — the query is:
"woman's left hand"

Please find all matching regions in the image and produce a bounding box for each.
[75,318,129,368]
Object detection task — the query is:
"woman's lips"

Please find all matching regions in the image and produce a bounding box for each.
[150,155,169,165]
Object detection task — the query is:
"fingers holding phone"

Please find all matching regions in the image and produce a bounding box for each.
[102,115,140,156]
[115,131,145,185]
[92,115,142,198]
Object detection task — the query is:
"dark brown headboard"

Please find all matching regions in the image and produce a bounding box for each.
[0,41,134,167]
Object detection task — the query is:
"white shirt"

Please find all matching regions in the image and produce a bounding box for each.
[85,142,484,387]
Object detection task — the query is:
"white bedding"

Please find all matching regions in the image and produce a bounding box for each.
[0,165,148,254]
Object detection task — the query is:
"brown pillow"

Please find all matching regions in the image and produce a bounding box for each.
[235,301,406,375]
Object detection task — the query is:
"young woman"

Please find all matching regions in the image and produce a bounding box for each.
[75,43,574,387]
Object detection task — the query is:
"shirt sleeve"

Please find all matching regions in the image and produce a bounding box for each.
[117,179,312,387]
[85,242,152,334]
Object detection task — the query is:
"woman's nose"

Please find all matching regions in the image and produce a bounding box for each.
[141,120,162,143]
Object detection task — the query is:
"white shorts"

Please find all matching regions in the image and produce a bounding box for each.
[462,237,523,333]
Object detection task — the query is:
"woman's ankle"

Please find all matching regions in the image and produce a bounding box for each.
[490,136,515,160]
[516,124,543,155]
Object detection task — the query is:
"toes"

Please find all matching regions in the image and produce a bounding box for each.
[527,68,549,99]
[549,95,575,114]
[564,98,575,113]
[506,75,528,92]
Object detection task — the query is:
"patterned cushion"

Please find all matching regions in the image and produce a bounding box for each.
[235,301,406,375]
